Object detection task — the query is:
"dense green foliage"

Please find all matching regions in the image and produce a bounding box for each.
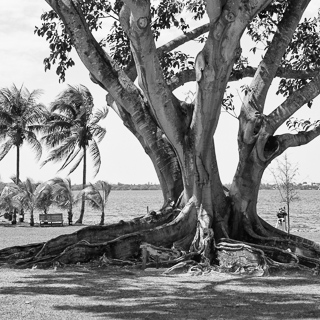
[35,0,320,110]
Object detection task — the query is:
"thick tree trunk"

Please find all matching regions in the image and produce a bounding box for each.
[18,0,319,274]
[229,160,266,240]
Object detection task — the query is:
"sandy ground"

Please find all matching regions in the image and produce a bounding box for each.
[1,223,320,320]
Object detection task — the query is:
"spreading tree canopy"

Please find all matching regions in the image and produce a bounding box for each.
[1,0,320,274]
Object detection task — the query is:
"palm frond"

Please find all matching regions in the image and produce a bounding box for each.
[24,177,35,194]
[75,184,102,210]
[100,181,112,203]
[51,102,77,119]
[91,106,109,125]
[0,110,13,125]
[23,104,48,125]
[59,148,81,171]
[0,140,13,161]
[41,136,78,167]
[88,139,101,177]
[25,89,44,105]
[25,131,42,160]
[51,84,93,119]
[41,128,72,148]
[68,149,84,175]
[91,124,106,143]
[10,175,22,186]
[43,117,74,133]
[0,84,46,172]
[27,124,45,133]
[0,86,16,110]
[49,177,73,209]
[0,131,8,143]
[34,183,53,211]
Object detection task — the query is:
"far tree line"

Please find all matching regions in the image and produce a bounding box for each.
[0,181,162,192]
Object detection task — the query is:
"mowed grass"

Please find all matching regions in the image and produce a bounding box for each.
[0,224,85,250]
[1,189,320,250]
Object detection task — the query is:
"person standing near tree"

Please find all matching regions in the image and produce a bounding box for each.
[276,207,287,231]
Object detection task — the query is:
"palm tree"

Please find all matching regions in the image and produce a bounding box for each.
[0,185,20,222]
[48,177,74,225]
[41,85,108,224]
[10,178,37,226]
[4,178,52,226]
[0,84,47,184]
[35,183,54,216]
[0,84,47,224]
[76,181,111,225]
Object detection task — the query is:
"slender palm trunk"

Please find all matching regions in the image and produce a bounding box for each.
[68,205,73,225]
[16,145,20,184]
[100,208,105,226]
[30,208,34,227]
[77,146,86,224]
[287,202,290,234]
[12,146,20,225]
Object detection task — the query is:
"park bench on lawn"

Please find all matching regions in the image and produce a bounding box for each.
[39,213,63,227]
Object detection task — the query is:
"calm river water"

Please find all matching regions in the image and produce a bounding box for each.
[27,189,320,234]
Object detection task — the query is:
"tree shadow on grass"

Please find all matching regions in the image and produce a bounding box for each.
[1,267,320,320]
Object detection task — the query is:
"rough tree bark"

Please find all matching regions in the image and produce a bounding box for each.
[2,0,320,275]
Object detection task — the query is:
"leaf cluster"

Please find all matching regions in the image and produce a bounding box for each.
[247,1,287,55]
[0,85,47,162]
[75,181,111,211]
[41,85,108,177]
[151,0,188,40]
[34,0,208,81]
[160,51,194,81]
[286,117,320,132]
[278,18,320,104]
[35,1,118,81]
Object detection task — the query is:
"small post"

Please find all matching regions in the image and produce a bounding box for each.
[142,246,148,270]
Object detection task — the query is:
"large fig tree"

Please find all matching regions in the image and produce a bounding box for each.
[2,0,320,273]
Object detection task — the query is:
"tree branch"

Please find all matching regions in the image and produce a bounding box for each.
[126,23,211,85]
[277,126,320,151]
[231,67,320,82]
[120,1,185,153]
[168,66,320,91]
[157,23,210,56]
[205,0,223,23]
[45,0,141,113]
[249,0,311,110]
[268,72,320,131]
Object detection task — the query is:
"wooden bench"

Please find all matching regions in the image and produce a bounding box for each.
[39,213,63,227]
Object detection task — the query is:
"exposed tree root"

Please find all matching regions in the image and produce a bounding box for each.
[0,199,197,269]
[244,219,320,267]
[0,203,319,277]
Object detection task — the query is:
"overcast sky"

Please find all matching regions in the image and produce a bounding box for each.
[0,1,320,185]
